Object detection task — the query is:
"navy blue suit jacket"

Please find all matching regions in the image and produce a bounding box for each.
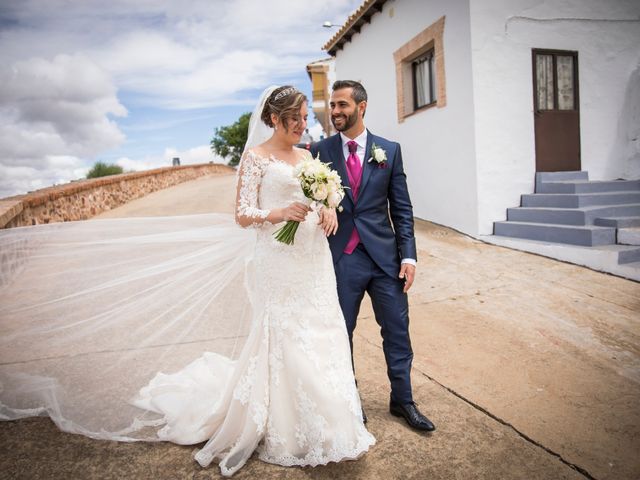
[311,131,417,279]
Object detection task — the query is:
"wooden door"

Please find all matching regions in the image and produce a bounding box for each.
[533,49,581,172]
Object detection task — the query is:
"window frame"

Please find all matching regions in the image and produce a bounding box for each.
[393,16,446,122]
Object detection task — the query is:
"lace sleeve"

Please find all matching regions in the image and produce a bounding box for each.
[235,150,271,228]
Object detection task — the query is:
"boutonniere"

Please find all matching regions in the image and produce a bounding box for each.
[368,143,388,168]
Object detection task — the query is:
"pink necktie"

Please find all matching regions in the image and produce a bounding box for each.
[344,140,362,254]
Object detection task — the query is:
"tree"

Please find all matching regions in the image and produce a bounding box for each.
[210,112,251,167]
[86,161,124,179]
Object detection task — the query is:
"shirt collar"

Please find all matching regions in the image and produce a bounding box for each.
[340,128,368,149]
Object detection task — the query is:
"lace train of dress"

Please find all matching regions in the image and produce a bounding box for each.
[0,149,374,476]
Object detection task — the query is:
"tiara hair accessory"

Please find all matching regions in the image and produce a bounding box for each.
[274,87,296,101]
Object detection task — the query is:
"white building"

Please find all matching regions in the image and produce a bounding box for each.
[306,58,337,139]
[316,0,640,243]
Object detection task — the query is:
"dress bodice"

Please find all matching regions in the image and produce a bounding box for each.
[235,149,311,227]
[258,157,308,211]
[235,149,321,253]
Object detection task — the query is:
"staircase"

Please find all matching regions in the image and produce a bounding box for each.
[493,171,640,265]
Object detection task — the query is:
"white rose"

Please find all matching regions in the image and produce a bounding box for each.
[302,160,315,176]
[313,183,328,201]
[373,147,386,163]
[327,191,342,208]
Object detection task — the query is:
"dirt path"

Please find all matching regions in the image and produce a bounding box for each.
[2,174,638,480]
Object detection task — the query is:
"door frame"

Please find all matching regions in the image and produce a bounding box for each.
[532,48,581,172]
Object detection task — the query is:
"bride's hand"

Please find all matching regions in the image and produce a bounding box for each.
[279,202,310,223]
[317,207,338,236]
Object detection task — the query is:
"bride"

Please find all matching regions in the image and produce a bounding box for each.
[0,85,375,476]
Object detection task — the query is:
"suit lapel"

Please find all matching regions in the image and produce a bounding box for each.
[328,134,354,204]
[358,130,375,199]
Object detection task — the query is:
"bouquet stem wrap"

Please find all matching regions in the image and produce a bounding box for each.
[273,219,301,245]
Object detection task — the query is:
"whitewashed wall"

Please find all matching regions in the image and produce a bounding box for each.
[470,0,640,234]
[333,0,479,235]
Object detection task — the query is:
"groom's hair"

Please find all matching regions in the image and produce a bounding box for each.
[332,80,368,104]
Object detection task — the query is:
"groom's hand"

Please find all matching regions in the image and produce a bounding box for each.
[399,263,416,293]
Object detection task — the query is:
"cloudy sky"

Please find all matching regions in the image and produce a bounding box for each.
[0,0,359,198]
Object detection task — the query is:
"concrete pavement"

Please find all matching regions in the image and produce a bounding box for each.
[1,173,638,480]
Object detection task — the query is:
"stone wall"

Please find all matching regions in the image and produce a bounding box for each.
[0,163,235,229]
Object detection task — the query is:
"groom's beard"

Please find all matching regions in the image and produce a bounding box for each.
[331,110,358,132]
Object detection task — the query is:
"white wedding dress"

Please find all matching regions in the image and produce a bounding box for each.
[134,149,374,474]
[0,148,375,477]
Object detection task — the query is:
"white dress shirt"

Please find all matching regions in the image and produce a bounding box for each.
[340,130,367,167]
[339,130,416,267]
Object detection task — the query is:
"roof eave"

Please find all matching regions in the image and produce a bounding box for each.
[322,0,387,56]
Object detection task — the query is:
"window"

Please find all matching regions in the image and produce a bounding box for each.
[393,16,446,122]
[412,50,437,109]
[534,50,578,112]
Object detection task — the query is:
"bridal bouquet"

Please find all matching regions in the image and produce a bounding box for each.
[274,154,345,245]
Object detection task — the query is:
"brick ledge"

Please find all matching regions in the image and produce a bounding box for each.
[0,163,235,229]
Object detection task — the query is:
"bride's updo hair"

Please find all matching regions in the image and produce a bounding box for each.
[261,86,307,132]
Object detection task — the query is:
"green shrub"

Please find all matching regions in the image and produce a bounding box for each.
[86,162,124,179]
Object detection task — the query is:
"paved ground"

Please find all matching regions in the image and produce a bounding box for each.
[2,173,639,480]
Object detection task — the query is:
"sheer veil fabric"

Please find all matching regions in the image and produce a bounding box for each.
[244,85,278,152]
[0,213,257,440]
[0,86,374,476]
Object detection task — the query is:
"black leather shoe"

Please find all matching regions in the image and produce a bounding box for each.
[361,406,368,424]
[389,400,436,432]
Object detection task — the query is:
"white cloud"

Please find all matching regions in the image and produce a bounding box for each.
[97,30,200,77]
[114,156,169,172]
[0,0,359,109]
[109,48,285,109]
[163,145,224,165]
[0,54,126,197]
[115,144,225,172]
[0,0,362,197]
[0,157,89,199]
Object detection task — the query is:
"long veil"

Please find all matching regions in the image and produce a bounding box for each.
[0,86,280,442]
[244,85,276,152]
[0,214,255,440]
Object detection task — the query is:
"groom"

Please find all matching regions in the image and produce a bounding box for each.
[311,80,435,432]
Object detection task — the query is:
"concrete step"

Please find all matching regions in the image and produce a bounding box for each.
[481,234,640,279]
[618,228,640,247]
[535,179,640,194]
[521,191,640,208]
[508,204,640,226]
[594,216,640,228]
[620,260,640,269]
[535,171,588,184]
[494,221,616,246]
[618,246,640,263]
[588,244,640,264]
[507,207,585,225]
